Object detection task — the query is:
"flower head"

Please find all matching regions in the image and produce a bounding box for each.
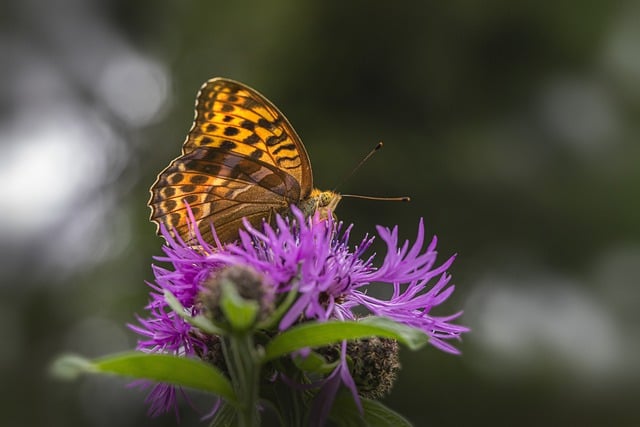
[130,207,468,416]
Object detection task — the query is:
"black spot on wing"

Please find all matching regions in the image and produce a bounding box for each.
[164,199,177,211]
[224,126,239,136]
[273,143,297,155]
[243,134,260,145]
[257,118,274,129]
[190,175,209,185]
[184,194,198,204]
[240,120,255,131]
[170,173,184,184]
[170,213,181,227]
[266,133,288,147]
[276,155,301,167]
[220,140,237,150]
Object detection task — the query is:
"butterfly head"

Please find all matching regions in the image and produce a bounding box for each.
[298,189,342,221]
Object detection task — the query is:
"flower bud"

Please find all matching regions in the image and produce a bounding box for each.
[318,335,400,399]
[347,336,400,399]
[199,265,275,324]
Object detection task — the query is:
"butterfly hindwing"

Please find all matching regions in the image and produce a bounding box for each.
[150,146,303,243]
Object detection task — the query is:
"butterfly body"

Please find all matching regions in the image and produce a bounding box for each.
[149,78,340,244]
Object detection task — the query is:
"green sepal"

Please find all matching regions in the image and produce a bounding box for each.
[220,280,259,332]
[164,290,226,335]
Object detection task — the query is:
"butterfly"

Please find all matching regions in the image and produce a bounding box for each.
[149,77,341,244]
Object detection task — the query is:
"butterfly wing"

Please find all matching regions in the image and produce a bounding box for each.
[150,148,303,243]
[149,78,313,243]
[185,78,313,189]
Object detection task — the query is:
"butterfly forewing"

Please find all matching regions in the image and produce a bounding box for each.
[149,78,315,243]
[185,79,313,188]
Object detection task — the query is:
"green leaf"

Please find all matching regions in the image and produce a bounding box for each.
[329,393,413,427]
[220,280,259,331]
[52,352,236,403]
[50,354,98,379]
[263,317,428,361]
[357,317,429,349]
[359,399,413,427]
[292,351,338,374]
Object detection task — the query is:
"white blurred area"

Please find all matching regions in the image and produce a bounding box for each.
[1,0,170,281]
[601,0,640,99]
[537,76,620,153]
[466,245,640,389]
[0,108,119,241]
[98,54,170,127]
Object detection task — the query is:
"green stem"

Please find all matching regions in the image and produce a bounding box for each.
[227,333,260,427]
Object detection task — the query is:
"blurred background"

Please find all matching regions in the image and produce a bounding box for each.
[2,0,640,425]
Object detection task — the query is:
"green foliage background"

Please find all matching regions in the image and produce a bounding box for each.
[3,1,639,426]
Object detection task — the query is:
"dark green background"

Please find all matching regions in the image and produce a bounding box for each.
[3,1,640,426]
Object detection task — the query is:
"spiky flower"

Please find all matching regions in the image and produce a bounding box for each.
[130,207,468,417]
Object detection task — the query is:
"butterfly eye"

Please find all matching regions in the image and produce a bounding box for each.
[319,192,333,206]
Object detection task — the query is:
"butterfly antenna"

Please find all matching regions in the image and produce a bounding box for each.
[333,141,384,192]
[342,194,411,202]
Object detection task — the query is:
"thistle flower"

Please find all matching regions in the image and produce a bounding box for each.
[130,207,468,417]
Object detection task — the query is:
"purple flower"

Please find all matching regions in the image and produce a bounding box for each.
[131,207,468,416]
[211,209,468,352]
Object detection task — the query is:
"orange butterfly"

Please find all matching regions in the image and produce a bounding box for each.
[149,77,341,244]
